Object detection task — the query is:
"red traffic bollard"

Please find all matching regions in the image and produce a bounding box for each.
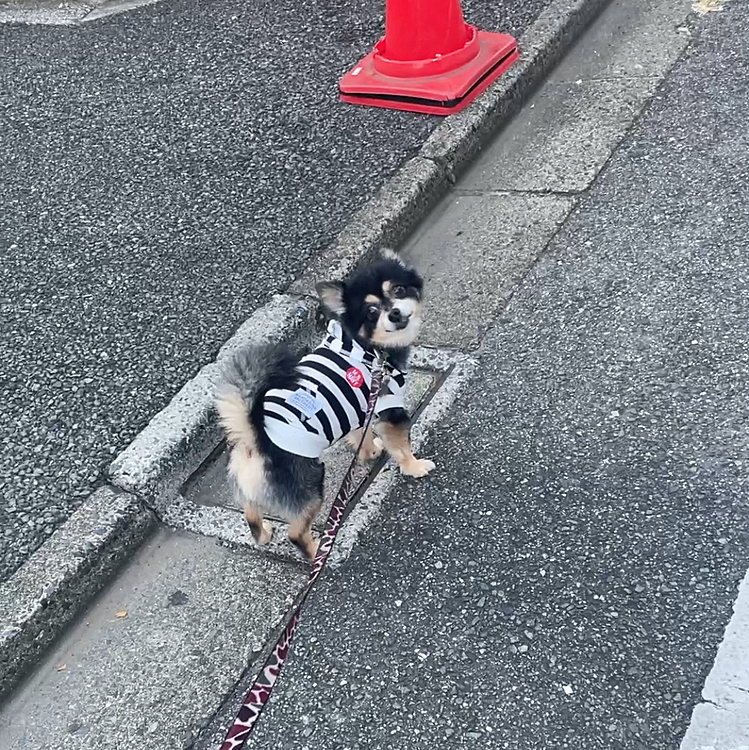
[339,0,519,116]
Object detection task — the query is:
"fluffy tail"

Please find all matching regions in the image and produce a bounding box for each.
[214,344,298,451]
[215,387,256,452]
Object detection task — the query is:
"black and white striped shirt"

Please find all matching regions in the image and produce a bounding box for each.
[263,321,407,458]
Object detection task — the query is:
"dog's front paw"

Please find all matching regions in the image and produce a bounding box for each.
[401,458,436,478]
[360,436,384,462]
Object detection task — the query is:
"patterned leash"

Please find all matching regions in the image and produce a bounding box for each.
[219,356,388,750]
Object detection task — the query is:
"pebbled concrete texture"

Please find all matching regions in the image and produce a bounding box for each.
[462,0,692,194]
[107,294,316,513]
[203,1,749,748]
[464,76,664,193]
[420,0,613,178]
[405,0,693,351]
[0,0,559,586]
[550,0,693,82]
[403,193,575,349]
[0,526,305,749]
[0,486,154,700]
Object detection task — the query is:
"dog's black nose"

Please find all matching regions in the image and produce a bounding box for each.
[388,308,403,323]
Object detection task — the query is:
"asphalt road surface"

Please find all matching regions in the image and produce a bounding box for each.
[243,3,749,748]
[0,0,551,582]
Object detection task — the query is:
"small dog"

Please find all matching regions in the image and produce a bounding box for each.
[214,250,435,560]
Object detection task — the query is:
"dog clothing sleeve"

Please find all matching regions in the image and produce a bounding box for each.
[373,367,407,416]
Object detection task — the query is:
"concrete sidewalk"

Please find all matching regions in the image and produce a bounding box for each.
[7,0,746,747]
[0,0,562,586]
[212,0,749,747]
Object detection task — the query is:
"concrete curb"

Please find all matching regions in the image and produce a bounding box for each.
[0,486,155,701]
[290,0,613,297]
[0,0,611,703]
[421,0,616,177]
[108,294,317,515]
[288,156,446,297]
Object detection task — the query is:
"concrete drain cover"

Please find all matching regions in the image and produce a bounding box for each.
[180,367,442,542]
[165,347,474,563]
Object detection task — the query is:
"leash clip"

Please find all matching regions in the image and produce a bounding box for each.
[374,349,394,381]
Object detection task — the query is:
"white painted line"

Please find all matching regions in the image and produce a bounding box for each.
[692,0,731,15]
[680,569,749,750]
[81,0,162,22]
[0,0,164,25]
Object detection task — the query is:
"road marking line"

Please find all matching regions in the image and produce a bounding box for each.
[680,569,749,750]
[692,0,730,15]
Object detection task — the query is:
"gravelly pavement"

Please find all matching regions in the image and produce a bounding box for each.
[242,4,749,748]
[0,0,551,582]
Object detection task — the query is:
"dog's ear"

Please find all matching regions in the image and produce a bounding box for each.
[380,247,409,268]
[315,280,346,317]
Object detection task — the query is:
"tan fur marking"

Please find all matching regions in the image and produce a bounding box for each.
[244,503,273,545]
[228,444,266,503]
[393,298,420,317]
[370,320,421,348]
[215,390,257,451]
[377,421,435,478]
[288,501,322,560]
[231,444,273,544]
[382,280,393,297]
[346,427,383,461]
[364,294,381,304]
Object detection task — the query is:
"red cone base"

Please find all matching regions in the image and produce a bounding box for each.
[340,28,518,116]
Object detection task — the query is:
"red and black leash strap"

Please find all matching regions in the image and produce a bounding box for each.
[220,359,387,750]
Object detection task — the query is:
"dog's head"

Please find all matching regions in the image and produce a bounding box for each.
[316,249,424,350]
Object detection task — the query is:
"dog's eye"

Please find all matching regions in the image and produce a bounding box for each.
[391,285,406,299]
[367,305,380,321]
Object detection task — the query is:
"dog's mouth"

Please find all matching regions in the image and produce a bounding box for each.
[386,317,411,332]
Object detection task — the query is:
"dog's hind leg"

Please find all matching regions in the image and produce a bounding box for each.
[243,502,273,545]
[345,427,383,461]
[229,445,273,546]
[288,500,322,561]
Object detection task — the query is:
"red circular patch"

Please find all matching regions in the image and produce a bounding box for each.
[345,367,364,388]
